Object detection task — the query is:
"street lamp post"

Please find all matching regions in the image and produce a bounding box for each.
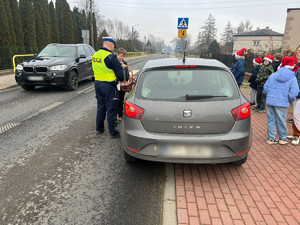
[132,24,139,52]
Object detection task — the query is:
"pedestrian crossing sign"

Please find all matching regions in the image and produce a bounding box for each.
[178,29,187,38]
[178,18,189,29]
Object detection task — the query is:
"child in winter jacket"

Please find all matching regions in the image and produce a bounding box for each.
[264,57,299,145]
[232,48,246,88]
[255,54,274,112]
[248,58,262,105]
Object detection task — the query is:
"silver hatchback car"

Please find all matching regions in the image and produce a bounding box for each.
[120,58,252,165]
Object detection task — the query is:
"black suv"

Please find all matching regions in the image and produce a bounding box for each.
[15,43,95,91]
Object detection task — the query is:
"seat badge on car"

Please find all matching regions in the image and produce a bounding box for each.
[183,110,192,118]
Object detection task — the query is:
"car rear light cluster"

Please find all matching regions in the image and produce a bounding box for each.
[124,102,144,119]
[231,102,251,121]
[174,65,196,68]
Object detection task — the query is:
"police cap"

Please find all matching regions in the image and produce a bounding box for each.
[103,37,117,48]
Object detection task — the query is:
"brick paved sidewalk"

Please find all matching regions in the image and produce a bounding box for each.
[175,110,300,225]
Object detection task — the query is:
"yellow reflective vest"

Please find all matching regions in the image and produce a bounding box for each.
[92,49,117,82]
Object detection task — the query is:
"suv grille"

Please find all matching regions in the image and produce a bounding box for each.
[23,67,34,72]
[36,67,48,72]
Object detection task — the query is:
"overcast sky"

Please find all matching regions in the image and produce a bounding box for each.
[66,0,300,46]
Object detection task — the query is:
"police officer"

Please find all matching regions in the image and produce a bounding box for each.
[92,37,124,138]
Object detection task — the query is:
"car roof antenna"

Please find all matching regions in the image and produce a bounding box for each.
[182,40,187,64]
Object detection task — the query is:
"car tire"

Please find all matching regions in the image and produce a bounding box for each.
[21,84,35,90]
[123,150,137,162]
[231,156,247,166]
[65,70,79,91]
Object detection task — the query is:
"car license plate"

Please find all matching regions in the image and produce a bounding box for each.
[27,76,44,81]
[161,144,212,158]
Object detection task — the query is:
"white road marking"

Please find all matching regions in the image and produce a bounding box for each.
[39,102,64,113]
[0,122,21,134]
[76,86,94,94]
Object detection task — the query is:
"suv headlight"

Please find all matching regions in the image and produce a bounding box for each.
[50,65,68,71]
[16,64,23,71]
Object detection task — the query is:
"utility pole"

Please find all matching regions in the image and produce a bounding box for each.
[132,24,139,52]
[90,0,94,48]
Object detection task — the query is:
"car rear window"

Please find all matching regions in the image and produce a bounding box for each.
[136,68,239,101]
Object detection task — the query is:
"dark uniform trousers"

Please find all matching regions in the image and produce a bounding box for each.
[94,81,119,136]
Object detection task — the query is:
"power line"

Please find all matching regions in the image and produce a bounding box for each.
[96,1,300,10]
[96,0,276,5]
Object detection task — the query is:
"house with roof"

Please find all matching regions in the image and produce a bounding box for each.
[233,27,284,55]
[282,8,300,52]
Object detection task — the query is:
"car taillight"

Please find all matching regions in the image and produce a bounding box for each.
[124,102,144,119]
[232,102,251,121]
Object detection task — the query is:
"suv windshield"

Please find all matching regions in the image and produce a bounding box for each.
[137,68,238,101]
[38,45,77,57]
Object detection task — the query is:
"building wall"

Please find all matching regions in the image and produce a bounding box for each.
[233,36,283,54]
[282,9,300,51]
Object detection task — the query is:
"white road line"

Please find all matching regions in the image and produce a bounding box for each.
[39,102,64,113]
[0,122,21,134]
[83,86,95,94]
[76,86,94,94]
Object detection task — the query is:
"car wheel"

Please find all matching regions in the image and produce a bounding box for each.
[231,156,247,166]
[21,84,35,90]
[65,70,79,91]
[123,150,137,162]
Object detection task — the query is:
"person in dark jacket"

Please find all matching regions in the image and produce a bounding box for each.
[116,48,130,120]
[255,54,274,112]
[264,57,299,145]
[248,58,262,105]
[272,53,282,73]
[232,48,246,88]
[92,37,125,138]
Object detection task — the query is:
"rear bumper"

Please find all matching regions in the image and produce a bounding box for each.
[120,118,252,164]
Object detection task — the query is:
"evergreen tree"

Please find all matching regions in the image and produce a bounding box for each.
[198,14,217,45]
[49,1,59,43]
[9,0,24,49]
[221,21,234,45]
[0,0,11,69]
[4,0,16,46]
[56,0,75,43]
[97,29,109,50]
[19,0,37,50]
[81,9,87,30]
[208,40,220,55]
[73,7,82,44]
[93,13,97,49]
[236,21,245,34]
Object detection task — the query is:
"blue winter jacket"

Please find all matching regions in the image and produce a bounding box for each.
[232,59,246,86]
[264,67,299,108]
[248,65,261,90]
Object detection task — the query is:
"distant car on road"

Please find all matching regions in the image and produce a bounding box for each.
[15,43,95,91]
[120,58,252,165]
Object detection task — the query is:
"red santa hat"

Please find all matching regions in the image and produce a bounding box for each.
[253,58,262,65]
[280,57,295,70]
[235,48,247,58]
[264,54,274,63]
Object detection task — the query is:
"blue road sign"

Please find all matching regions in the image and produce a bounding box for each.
[178,18,189,29]
[176,46,181,50]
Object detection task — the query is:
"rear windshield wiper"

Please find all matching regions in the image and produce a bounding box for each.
[186,94,227,100]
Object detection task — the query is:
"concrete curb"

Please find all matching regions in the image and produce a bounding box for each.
[163,163,177,225]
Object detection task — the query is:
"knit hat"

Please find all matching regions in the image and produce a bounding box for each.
[264,54,274,63]
[253,58,262,65]
[235,48,247,58]
[280,57,295,70]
